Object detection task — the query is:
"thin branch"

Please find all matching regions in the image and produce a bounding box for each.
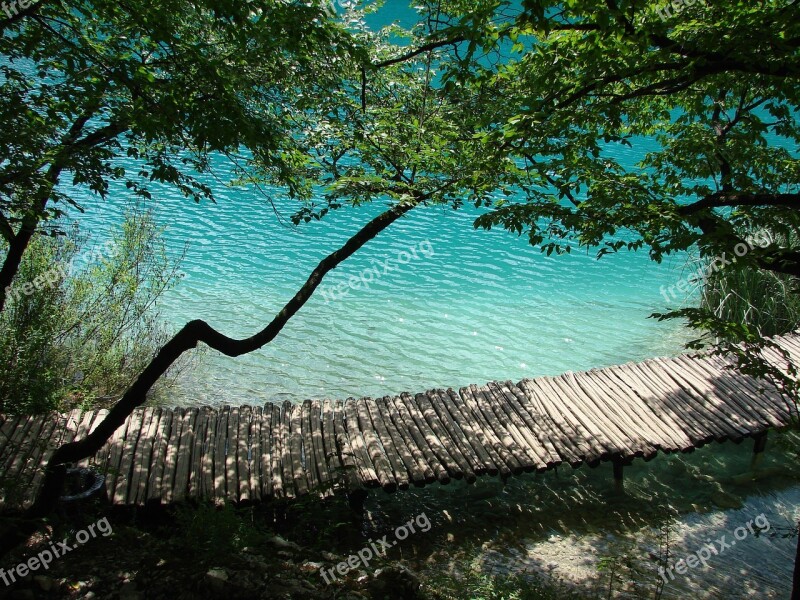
[26,197,424,519]
[680,192,800,215]
[372,36,466,69]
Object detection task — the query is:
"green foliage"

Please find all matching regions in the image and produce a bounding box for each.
[0,207,181,413]
[172,502,257,566]
[700,263,800,338]
[423,567,585,600]
[408,0,800,385]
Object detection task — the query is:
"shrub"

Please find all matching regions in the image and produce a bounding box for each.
[0,205,184,413]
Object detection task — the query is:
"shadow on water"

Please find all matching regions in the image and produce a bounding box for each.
[276,428,800,598]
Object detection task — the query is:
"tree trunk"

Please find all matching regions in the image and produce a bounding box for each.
[0,218,38,312]
[792,520,800,600]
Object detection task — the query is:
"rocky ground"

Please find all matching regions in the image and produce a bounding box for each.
[0,506,425,600]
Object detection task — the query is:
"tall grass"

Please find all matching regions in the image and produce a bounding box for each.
[699,232,800,338]
[0,206,185,414]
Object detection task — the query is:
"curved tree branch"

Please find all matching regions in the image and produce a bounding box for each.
[24,197,418,520]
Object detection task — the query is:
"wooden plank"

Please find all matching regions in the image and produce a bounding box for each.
[388,394,448,483]
[607,363,711,446]
[20,415,60,509]
[482,383,548,470]
[376,396,436,487]
[0,415,34,476]
[460,385,522,474]
[512,381,584,466]
[213,406,229,501]
[25,411,81,507]
[715,355,796,420]
[189,409,209,500]
[128,408,160,505]
[406,392,464,480]
[160,408,185,504]
[668,357,761,431]
[201,408,217,501]
[270,403,286,499]
[466,385,526,471]
[300,401,320,494]
[236,406,251,502]
[77,409,108,469]
[279,403,296,499]
[499,382,563,467]
[485,382,551,470]
[569,372,659,459]
[173,408,198,503]
[519,379,599,465]
[590,369,693,452]
[1,415,45,508]
[417,391,476,482]
[0,415,19,457]
[366,397,411,489]
[439,389,500,475]
[27,409,81,503]
[321,399,343,492]
[287,402,308,496]
[356,397,396,491]
[6,415,46,479]
[378,396,428,487]
[429,389,491,475]
[332,399,363,494]
[686,356,787,428]
[111,410,144,505]
[635,360,741,441]
[146,409,173,503]
[224,406,240,501]
[0,415,21,459]
[309,400,334,497]
[544,376,623,458]
[260,405,275,499]
[343,399,379,488]
[557,373,642,458]
[248,407,262,502]
[475,384,539,471]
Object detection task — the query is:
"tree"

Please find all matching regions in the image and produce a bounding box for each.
[405,0,800,388]
[1,0,516,551]
[0,0,360,313]
[415,0,800,594]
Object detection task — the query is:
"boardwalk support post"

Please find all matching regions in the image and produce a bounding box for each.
[612,455,624,494]
[347,489,367,516]
[751,431,768,470]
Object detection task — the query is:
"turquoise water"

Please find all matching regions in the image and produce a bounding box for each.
[58,1,704,406]
[77,169,694,406]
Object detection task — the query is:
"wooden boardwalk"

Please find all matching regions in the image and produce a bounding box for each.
[1,334,799,511]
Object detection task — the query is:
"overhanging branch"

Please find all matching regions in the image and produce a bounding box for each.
[27,197,420,517]
[680,192,800,215]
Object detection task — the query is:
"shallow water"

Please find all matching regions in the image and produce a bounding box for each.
[75,183,696,407]
[282,430,800,599]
